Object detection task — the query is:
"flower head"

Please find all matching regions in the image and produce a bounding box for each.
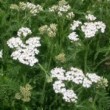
[7,27,41,66]
[17,27,32,37]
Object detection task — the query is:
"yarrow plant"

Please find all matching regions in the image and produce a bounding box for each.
[39,23,57,37]
[17,27,32,37]
[15,83,32,102]
[51,67,108,103]
[48,0,74,19]
[0,0,110,109]
[7,27,41,66]
[55,53,66,63]
[10,2,43,16]
[68,14,106,41]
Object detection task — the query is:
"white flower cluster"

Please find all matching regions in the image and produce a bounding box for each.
[85,14,96,21]
[39,24,57,37]
[63,89,77,103]
[53,80,78,103]
[68,20,82,41]
[68,31,79,41]
[81,21,106,38]
[49,0,74,19]
[7,27,41,66]
[51,67,105,103]
[68,14,106,41]
[10,2,43,16]
[66,12,75,20]
[0,50,3,58]
[17,27,32,37]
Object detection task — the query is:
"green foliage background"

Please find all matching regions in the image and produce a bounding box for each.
[0,0,110,110]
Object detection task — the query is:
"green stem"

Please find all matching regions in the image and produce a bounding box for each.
[41,77,47,108]
[38,63,47,108]
[38,63,48,75]
[47,41,54,71]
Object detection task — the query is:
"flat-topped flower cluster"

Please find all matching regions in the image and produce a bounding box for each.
[15,83,32,102]
[51,67,108,103]
[10,2,43,16]
[68,14,106,41]
[48,0,74,19]
[39,24,57,37]
[7,27,41,66]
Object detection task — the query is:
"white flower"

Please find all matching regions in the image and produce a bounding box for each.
[81,22,98,38]
[86,73,101,83]
[65,71,74,81]
[95,21,106,33]
[0,50,3,58]
[70,20,82,31]
[62,89,77,103]
[70,67,85,84]
[19,2,27,10]
[51,67,65,80]
[11,47,39,66]
[66,12,75,19]
[50,24,57,32]
[81,20,106,38]
[82,77,92,88]
[68,14,106,41]
[17,27,32,37]
[85,14,96,21]
[7,28,41,66]
[65,70,84,84]
[51,66,108,103]
[19,2,43,16]
[68,32,79,41]
[7,37,24,48]
[58,4,71,12]
[53,80,66,93]
[65,68,84,84]
[11,37,40,66]
[26,37,41,48]
[48,0,71,17]
[29,4,43,16]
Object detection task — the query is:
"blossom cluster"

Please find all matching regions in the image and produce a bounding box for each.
[68,14,106,41]
[51,67,108,103]
[7,27,41,66]
[39,24,57,37]
[17,27,32,37]
[48,0,74,19]
[55,53,66,63]
[10,2,43,16]
[53,80,78,103]
[15,84,32,102]
[97,77,108,88]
